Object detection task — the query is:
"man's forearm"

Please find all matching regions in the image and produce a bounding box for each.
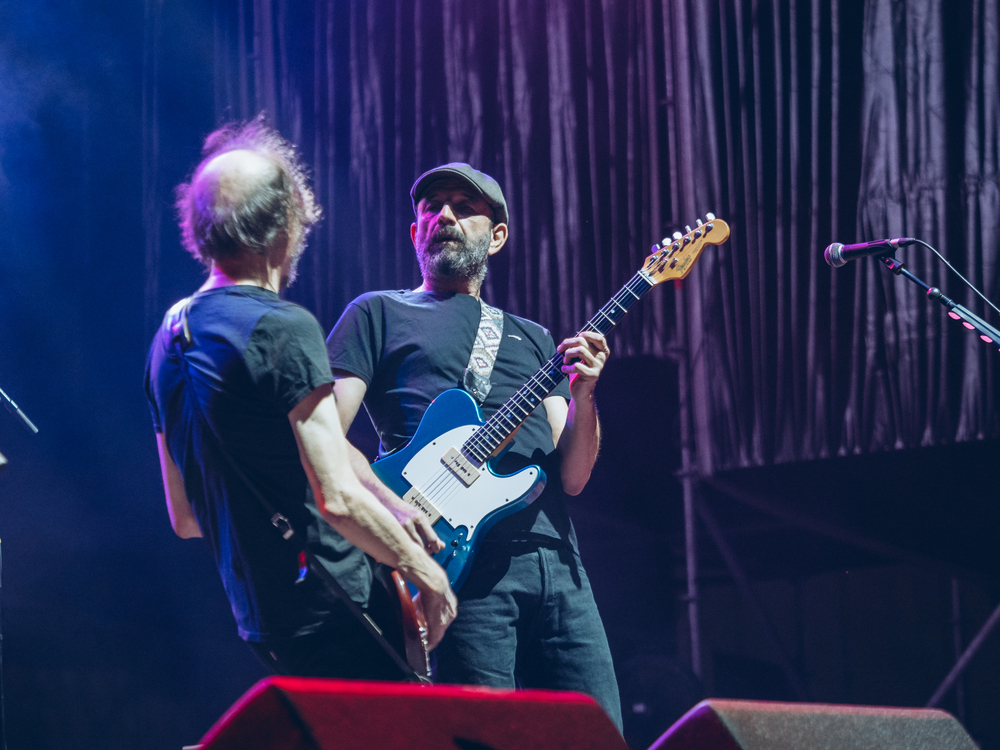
[344,441,418,523]
[312,461,456,648]
[295,409,435,578]
[318,474,429,572]
[559,389,601,496]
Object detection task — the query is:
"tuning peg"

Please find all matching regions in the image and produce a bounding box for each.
[685,225,692,234]
[696,218,704,227]
[706,212,716,221]
[672,231,682,241]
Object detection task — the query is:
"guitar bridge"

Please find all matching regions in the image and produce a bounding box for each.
[441,447,480,487]
[402,487,443,525]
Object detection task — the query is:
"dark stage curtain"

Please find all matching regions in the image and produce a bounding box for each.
[143,0,1000,473]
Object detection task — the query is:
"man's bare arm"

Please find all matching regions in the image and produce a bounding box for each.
[547,331,609,496]
[290,383,456,647]
[155,432,203,539]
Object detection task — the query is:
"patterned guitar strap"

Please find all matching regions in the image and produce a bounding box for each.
[462,297,505,404]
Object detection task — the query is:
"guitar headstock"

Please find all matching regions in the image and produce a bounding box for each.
[642,214,731,283]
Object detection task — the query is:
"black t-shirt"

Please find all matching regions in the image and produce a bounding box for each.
[144,285,372,641]
[326,290,576,544]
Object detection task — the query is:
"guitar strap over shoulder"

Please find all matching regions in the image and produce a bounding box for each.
[172,299,425,683]
[462,297,504,404]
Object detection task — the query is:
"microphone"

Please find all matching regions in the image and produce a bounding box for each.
[824,237,917,267]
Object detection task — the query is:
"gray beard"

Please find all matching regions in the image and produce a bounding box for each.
[418,228,491,288]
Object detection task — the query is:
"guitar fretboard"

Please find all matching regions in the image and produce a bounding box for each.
[461,270,656,465]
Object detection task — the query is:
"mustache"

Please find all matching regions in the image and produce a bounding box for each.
[431,227,464,243]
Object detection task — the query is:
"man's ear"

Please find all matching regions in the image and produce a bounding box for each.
[410,222,418,247]
[488,222,508,256]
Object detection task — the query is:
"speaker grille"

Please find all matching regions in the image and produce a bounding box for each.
[651,699,977,750]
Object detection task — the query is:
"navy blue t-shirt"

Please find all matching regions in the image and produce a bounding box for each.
[326,290,576,545]
[145,285,372,641]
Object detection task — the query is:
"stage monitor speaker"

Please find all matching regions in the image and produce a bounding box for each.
[199,676,628,750]
[650,699,976,750]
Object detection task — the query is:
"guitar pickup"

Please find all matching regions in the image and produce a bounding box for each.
[441,447,481,487]
[401,486,443,525]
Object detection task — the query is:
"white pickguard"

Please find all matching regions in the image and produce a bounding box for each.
[400,425,539,532]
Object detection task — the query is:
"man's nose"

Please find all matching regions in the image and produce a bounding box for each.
[436,203,457,225]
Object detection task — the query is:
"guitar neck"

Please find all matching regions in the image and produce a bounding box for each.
[461,270,657,463]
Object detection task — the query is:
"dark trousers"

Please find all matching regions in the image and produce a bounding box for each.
[434,539,623,731]
[248,574,410,682]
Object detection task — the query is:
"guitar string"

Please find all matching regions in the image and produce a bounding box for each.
[463,326,623,460]
[421,427,487,516]
[426,464,474,518]
[414,467,459,518]
[462,272,652,460]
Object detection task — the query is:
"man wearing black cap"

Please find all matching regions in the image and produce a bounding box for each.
[326,163,622,728]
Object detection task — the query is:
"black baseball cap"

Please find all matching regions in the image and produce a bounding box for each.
[410,162,509,225]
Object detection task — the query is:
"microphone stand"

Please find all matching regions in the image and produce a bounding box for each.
[874,255,1000,707]
[879,256,1000,344]
[0,384,36,750]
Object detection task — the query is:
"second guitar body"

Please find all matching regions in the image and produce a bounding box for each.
[371,388,547,592]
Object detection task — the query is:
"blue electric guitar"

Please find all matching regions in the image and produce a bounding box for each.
[376,216,730,594]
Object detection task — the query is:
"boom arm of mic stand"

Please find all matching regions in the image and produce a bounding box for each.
[930,294,1000,343]
[880,256,1000,343]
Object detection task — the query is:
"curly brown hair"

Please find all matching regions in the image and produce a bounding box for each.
[175,114,321,270]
